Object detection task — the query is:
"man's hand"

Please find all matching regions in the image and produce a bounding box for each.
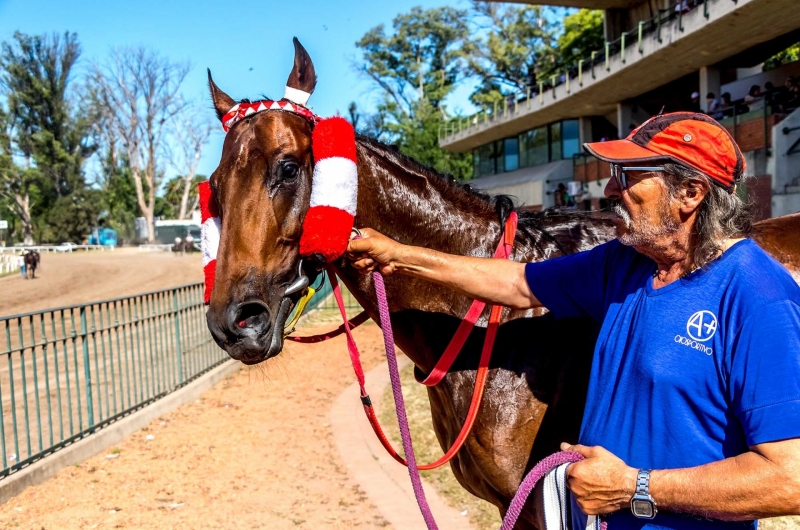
[560,442,638,515]
[346,228,404,276]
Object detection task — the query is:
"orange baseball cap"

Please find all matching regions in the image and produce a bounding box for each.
[584,112,745,192]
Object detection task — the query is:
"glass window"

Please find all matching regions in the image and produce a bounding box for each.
[549,122,562,161]
[562,119,580,159]
[473,143,495,177]
[519,126,548,168]
[504,137,519,172]
[492,140,504,173]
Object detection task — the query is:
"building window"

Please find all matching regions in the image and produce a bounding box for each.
[562,119,580,159]
[492,139,504,173]
[473,143,495,177]
[549,122,562,161]
[504,137,519,172]
[520,126,548,168]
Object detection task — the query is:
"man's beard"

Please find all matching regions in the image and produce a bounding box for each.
[613,198,680,247]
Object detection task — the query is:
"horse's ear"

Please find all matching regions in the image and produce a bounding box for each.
[285,37,317,98]
[207,69,236,121]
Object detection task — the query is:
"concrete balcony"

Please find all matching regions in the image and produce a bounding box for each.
[441,0,800,153]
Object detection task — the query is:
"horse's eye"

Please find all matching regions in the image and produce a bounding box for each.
[279,161,299,181]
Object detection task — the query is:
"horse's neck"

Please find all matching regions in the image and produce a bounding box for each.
[330,141,507,371]
[346,140,504,314]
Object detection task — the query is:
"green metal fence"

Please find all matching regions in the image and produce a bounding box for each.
[0,282,226,479]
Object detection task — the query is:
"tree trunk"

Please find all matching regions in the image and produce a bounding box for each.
[14,191,34,245]
[179,177,192,220]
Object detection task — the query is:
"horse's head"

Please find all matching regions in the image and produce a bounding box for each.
[205,39,319,365]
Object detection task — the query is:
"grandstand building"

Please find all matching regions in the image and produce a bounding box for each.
[441,0,800,219]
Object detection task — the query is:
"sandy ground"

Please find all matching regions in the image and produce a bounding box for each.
[0,323,389,530]
[0,249,203,317]
[0,249,390,529]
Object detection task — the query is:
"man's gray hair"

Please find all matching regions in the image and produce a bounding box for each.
[661,163,753,268]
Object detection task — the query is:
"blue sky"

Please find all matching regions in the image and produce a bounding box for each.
[0,0,475,178]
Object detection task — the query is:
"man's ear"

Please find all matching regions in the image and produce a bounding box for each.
[679,178,710,215]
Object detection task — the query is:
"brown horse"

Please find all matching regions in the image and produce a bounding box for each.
[205,40,800,529]
[24,251,39,279]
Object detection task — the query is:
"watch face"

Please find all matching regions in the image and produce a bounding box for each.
[632,499,655,519]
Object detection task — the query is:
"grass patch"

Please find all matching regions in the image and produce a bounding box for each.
[379,361,502,529]
[378,363,800,530]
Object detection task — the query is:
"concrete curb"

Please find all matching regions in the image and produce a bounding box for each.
[330,356,474,530]
[0,359,241,505]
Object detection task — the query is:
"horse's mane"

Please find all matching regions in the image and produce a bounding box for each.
[356,135,610,254]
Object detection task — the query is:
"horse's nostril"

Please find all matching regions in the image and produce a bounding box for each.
[232,302,271,331]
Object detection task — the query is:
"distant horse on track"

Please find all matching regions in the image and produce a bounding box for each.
[24,251,40,280]
[203,40,800,529]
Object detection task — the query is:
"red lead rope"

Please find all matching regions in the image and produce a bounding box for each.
[327,212,518,470]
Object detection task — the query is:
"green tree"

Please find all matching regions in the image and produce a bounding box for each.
[468,3,562,108]
[162,173,207,219]
[764,43,800,71]
[356,6,473,179]
[468,6,604,108]
[555,9,604,73]
[0,31,98,243]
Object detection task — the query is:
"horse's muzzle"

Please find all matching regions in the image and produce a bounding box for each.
[207,297,292,365]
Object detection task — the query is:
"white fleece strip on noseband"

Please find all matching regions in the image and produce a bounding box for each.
[309,156,358,215]
[201,216,221,267]
[284,86,312,106]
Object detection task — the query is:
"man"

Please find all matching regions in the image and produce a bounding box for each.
[690,91,701,111]
[347,113,800,529]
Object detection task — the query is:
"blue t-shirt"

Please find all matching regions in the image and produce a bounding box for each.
[525,239,800,530]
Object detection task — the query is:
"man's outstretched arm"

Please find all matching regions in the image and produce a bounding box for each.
[346,228,541,310]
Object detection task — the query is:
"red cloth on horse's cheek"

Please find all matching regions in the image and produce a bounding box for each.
[204,260,217,304]
[312,116,357,162]
[299,206,354,262]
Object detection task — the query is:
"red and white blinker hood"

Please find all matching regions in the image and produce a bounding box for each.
[199,85,358,305]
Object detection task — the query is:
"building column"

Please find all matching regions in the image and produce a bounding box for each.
[579,116,593,146]
[617,102,634,140]
[699,66,721,112]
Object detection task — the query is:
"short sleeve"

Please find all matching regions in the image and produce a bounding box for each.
[730,300,800,446]
[525,241,617,322]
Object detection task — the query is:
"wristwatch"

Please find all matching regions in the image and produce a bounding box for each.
[630,469,658,519]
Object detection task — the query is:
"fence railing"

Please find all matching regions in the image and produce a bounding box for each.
[439,0,710,142]
[0,245,113,254]
[0,282,226,479]
[0,255,21,276]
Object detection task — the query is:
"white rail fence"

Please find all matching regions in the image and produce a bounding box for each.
[0,254,20,274]
[0,245,114,254]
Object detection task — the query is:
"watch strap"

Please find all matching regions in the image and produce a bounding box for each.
[635,469,652,496]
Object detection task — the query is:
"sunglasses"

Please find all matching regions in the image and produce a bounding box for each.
[610,165,665,189]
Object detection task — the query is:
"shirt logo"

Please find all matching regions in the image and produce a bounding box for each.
[686,310,718,342]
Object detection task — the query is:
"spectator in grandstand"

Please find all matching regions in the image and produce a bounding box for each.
[785,77,800,111]
[706,92,720,115]
[744,85,764,111]
[715,92,734,118]
[690,91,701,112]
[554,183,567,207]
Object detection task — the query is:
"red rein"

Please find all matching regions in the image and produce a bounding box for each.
[287,213,518,470]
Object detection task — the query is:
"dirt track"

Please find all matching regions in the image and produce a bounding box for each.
[0,324,389,529]
[0,249,203,317]
[0,249,391,529]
